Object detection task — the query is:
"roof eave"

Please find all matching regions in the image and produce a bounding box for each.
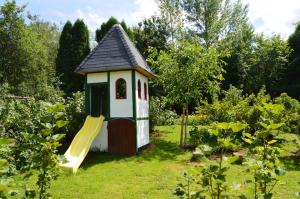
[75,65,156,78]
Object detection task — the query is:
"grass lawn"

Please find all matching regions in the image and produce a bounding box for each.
[49,125,300,199]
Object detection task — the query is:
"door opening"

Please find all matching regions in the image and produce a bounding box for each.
[90,84,108,118]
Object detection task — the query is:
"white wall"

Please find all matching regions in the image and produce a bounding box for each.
[135,71,149,148]
[135,71,149,118]
[87,72,108,83]
[137,120,149,148]
[90,121,108,152]
[110,71,133,118]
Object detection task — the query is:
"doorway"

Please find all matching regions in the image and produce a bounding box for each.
[90,84,108,118]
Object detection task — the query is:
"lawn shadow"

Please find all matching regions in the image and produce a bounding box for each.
[280,150,300,171]
[80,152,128,170]
[137,137,187,162]
[80,130,188,169]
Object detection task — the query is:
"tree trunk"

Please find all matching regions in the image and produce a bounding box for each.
[180,106,185,147]
[184,103,189,147]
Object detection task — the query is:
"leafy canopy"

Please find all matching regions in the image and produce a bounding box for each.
[148,40,225,105]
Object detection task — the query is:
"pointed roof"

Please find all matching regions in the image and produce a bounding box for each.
[75,24,155,77]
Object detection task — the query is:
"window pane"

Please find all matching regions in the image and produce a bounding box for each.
[116,78,126,99]
[138,80,141,99]
[144,83,147,100]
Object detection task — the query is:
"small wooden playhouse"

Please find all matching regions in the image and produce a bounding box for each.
[75,24,155,155]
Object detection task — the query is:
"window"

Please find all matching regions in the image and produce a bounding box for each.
[116,78,126,99]
[138,80,141,99]
[144,82,147,100]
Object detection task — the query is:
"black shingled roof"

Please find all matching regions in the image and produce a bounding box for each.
[75,24,155,77]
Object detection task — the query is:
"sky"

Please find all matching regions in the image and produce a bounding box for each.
[1,0,300,39]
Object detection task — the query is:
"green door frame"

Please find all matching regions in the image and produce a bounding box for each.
[85,79,110,120]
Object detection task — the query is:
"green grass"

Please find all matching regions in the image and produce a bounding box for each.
[51,125,191,199]
[47,125,300,199]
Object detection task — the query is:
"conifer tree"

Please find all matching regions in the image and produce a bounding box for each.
[69,19,90,93]
[95,17,133,42]
[56,21,73,93]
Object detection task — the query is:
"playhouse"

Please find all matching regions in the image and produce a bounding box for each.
[74,24,155,155]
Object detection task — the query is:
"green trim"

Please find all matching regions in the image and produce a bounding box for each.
[107,71,110,120]
[132,70,137,152]
[86,82,109,118]
[109,117,134,120]
[84,76,90,115]
[132,71,136,120]
[136,117,149,120]
[87,82,108,86]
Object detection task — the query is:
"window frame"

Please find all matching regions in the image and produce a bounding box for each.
[115,78,127,99]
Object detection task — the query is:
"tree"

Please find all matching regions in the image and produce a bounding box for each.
[0,0,26,90]
[221,23,255,90]
[148,40,225,146]
[0,0,61,99]
[56,19,90,95]
[133,16,170,58]
[156,0,183,43]
[220,0,255,90]
[69,19,90,93]
[244,35,291,95]
[278,22,300,99]
[56,21,73,93]
[182,0,231,48]
[95,17,133,42]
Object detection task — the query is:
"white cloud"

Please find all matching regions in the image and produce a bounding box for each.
[75,7,106,32]
[241,0,300,38]
[45,0,300,39]
[127,0,159,25]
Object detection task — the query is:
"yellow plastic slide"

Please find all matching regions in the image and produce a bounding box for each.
[60,115,105,173]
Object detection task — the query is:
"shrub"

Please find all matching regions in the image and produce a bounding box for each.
[189,125,215,148]
[275,93,300,135]
[63,92,85,149]
[242,102,286,198]
[175,122,248,199]
[0,102,68,198]
[149,96,177,131]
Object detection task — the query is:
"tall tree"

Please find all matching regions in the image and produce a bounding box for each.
[182,0,231,48]
[244,35,291,95]
[278,23,300,99]
[133,16,171,97]
[133,16,170,58]
[220,1,255,90]
[95,17,133,42]
[0,0,28,92]
[0,0,61,99]
[56,21,73,93]
[70,19,90,93]
[156,0,183,43]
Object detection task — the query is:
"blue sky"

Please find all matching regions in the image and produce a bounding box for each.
[1,0,300,39]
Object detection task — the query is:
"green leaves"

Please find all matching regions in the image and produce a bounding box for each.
[0,101,68,198]
[242,102,286,198]
[148,40,225,106]
[0,138,14,146]
[55,120,68,128]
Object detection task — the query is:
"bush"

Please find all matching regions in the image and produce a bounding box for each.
[63,92,85,149]
[189,86,300,147]
[275,93,300,135]
[149,96,177,131]
[0,86,85,151]
[189,125,214,147]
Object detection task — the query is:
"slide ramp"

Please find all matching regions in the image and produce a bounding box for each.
[61,115,105,173]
